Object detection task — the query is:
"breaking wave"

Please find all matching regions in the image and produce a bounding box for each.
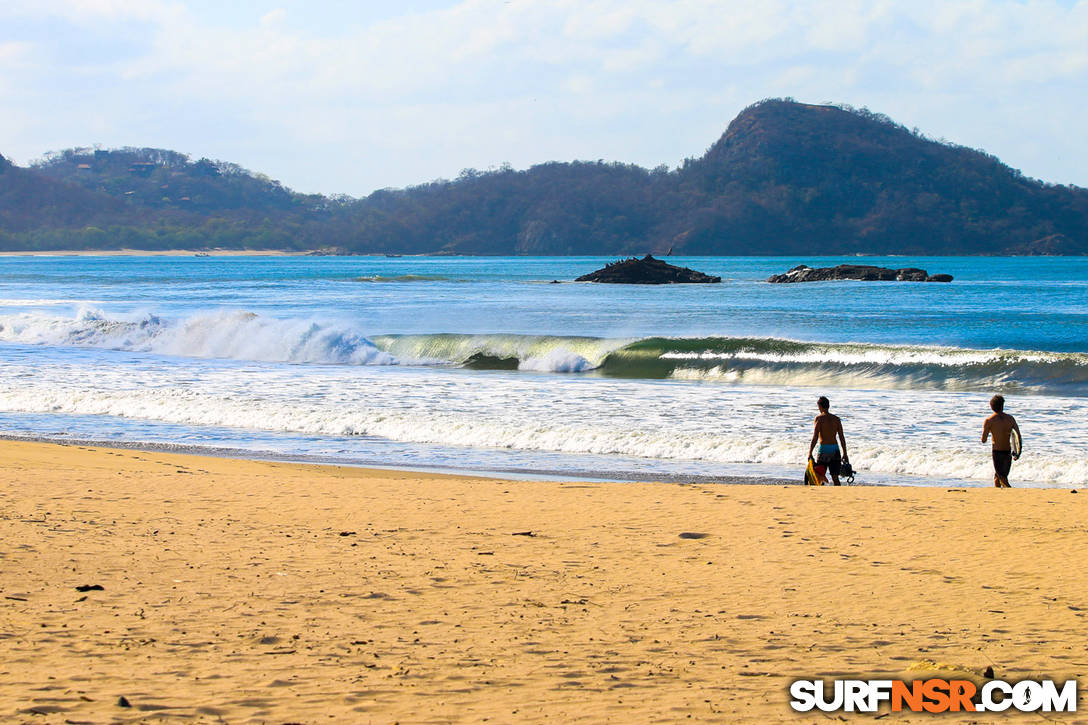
[602,337,1088,395]
[370,333,629,372]
[2,308,1088,394]
[0,307,393,365]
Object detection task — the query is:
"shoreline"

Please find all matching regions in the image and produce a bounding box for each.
[0,432,794,487]
[1,438,1085,721]
[0,432,1009,489]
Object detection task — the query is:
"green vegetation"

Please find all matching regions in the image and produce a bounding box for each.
[1,99,1086,254]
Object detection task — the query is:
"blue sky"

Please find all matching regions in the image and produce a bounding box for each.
[1,1,1086,196]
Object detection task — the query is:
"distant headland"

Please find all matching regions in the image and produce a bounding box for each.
[2,99,1086,255]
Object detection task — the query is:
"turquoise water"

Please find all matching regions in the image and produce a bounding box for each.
[1,255,1086,486]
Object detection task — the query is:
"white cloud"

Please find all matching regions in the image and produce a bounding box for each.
[2,0,181,23]
[0,40,33,62]
[563,74,595,95]
[0,0,1086,193]
[258,8,286,26]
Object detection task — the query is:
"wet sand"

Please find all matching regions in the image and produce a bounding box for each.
[1,439,1085,722]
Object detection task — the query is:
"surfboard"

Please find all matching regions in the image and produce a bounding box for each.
[804,458,825,486]
[1011,428,1022,460]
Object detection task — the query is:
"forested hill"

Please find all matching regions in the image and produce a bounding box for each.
[2,99,1087,254]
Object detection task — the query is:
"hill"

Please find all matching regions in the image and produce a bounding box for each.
[0,148,343,251]
[1,100,1086,254]
[674,101,1088,254]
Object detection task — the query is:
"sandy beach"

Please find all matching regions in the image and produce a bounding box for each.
[1,439,1086,723]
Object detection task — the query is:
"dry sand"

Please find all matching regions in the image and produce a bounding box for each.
[1,439,1086,723]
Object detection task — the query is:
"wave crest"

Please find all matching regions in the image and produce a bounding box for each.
[603,337,1088,394]
[0,307,393,365]
[369,333,627,372]
[3,310,1088,393]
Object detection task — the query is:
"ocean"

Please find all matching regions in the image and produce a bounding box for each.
[1,254,1086,487]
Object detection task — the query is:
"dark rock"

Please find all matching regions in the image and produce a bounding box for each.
[894,268,929,281]
[576,255,721,284]
[118,696,132,708]
[462,352,520,370]
[75,584,104,592]
[767,264,952,283]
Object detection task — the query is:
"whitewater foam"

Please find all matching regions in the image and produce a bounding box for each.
[0,381,1082,486]
[0,308,394,366]
[0,350,1084,487]
[3,309,1088,394]
[609,338,1088,394]
[3,255,1088,490]
[370,333,629,372]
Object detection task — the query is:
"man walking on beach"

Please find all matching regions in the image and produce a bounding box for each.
[982,394,1020,488]
[808,396,849,486]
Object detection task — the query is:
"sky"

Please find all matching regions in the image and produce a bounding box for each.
[1,0,1086,197]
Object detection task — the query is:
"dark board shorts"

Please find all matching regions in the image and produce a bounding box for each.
[992,449,1012,478]
[817,450,842,478]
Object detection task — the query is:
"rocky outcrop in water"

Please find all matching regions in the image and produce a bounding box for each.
[576,255,721,284]
[767,264,953,283]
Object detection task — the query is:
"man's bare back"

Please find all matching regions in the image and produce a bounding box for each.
[814,413,842,445]
[982,395,1020,488]
[982,412,1017,451]
[807,397,848,485]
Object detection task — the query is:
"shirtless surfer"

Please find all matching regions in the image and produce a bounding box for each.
[982,394,1020,488]
[807,396,849,486]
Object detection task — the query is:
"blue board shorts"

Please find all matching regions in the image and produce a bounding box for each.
[817,444,842,477]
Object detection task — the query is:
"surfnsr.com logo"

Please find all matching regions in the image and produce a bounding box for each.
[789,678,1077,713]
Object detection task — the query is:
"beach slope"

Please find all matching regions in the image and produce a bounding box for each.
[0,440,1085,722]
